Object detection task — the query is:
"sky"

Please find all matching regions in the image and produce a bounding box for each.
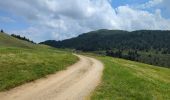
[0,0,170,42]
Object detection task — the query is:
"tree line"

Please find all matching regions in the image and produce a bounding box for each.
[41,29,170,68]
[106,50,140,61]
[1,29,35,44]
[11,34,35,44]
[41,30,170,53]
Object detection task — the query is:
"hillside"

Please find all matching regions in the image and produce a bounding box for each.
[40,30,170,68]
[0,32,36,48]
[90,55,170,100]
[0,32,78,91]
[40,29,170,52]
[0,31,169,99]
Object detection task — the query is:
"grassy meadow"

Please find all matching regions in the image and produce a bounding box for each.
[0,47,78,91]
[0,32,78,91]
[91,56,170,100]
[0,32,37,48]
[1,32,170,100]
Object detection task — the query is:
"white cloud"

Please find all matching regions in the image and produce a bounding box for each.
[140,0,163,8]
[0,0,170,42]
[116,6,170,30]
[137,0,170,16]
[159,0,170,16]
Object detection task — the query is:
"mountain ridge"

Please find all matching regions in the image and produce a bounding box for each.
[40,29,170,68]
[40,29,170,52]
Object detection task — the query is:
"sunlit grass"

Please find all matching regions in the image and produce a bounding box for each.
[0,47,78,91]
[91,56,170,100]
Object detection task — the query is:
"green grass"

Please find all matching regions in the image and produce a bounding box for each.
[91,56,170,100]
[0,32,78,91]
[0,32,36,48]
[0,47,78,91]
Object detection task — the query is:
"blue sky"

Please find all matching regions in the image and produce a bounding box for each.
[111,0,149,7]
[0,0,170,42]
[0,10,29,30]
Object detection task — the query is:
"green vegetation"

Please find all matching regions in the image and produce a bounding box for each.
[41,30,170,52]
[91,56,170,100]
[105,49,170,68]
[0,32,36,48]
[0,32,78,91]
[11,34,35,44]
[41,29,170,68]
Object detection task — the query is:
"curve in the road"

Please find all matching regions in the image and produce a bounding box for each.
[0,54,103,100]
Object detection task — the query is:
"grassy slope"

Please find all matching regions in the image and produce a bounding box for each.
[91,56,170,100]
[0,32,36,48]
[0,32,78,91]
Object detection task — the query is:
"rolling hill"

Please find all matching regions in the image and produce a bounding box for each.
[40,29,170,68]
[0,31,170,99]
[40,29,170,52]
[90,54,170,100]
[0,32,37,48]
[0,32,78,91]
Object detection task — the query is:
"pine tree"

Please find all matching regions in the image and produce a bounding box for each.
[1,29,4,33]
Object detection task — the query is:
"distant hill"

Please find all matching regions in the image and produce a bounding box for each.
[40,29,170,68]
[40,29,170,52]
[0,32,36,48]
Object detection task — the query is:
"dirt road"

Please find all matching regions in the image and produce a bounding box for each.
[0,54,103,100]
